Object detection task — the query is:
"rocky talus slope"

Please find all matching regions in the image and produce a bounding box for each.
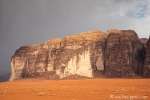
[9,29,150,81]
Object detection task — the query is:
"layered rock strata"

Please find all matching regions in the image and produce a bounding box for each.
[9,29,149,81]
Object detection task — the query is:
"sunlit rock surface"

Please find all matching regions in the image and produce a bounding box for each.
[9,29,150,81]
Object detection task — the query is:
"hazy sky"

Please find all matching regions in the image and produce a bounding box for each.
[0,0,150,73]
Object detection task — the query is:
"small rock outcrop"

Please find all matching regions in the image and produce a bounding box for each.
[9,29,150,81]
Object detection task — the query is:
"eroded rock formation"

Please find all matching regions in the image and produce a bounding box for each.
[143,37,150,77]
[9,29,150,81]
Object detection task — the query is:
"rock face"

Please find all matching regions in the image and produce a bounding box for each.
[9,29,150,81]
[140,38,148,48]
[143,37,150,77]
[104,30,145,77]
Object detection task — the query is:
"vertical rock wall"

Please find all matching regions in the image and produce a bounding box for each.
[104,30,145,77]
[10,44,48,81]
[143,37,150,77]
[9,29,150,81]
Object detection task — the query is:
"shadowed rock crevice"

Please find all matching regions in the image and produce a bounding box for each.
[9,29,150,81]
[143,37,150,77]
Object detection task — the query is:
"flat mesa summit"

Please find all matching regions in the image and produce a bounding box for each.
[9,29,150,81]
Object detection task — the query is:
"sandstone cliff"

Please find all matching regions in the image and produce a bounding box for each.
[143,37,150,77]
[9,29,149,81]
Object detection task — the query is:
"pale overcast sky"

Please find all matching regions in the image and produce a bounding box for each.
[0,0,150,73]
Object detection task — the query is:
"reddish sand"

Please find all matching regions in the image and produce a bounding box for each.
[0,78,150,100]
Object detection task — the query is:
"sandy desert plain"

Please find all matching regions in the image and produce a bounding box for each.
[0,78,150,100]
